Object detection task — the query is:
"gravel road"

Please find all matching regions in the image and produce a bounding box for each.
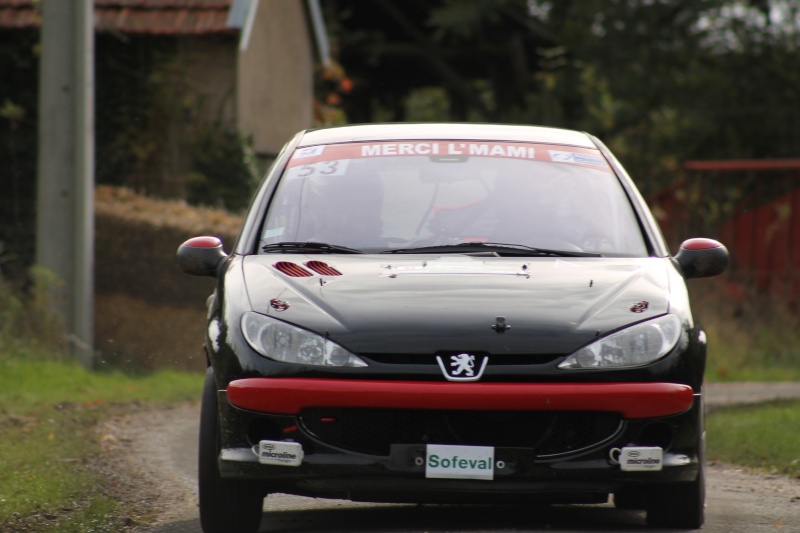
[101,383,800,533]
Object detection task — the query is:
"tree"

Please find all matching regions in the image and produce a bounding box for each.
[0,29,39,280]
[323,0,557,122]
[323,0,800,191]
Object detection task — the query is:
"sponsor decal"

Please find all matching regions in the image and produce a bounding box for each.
[619,446,663,472]
[294,146,326,158]
[270,298,290,311]
[425,444,495,480]
[261,446,298,460]
[258,440,304,467]
[548,150,608,167]
[361,142,441,156]
[287,142,611,172]
[360,142,535,159]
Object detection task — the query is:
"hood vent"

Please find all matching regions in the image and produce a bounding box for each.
[273,261,313,277]
[305,261,342,276]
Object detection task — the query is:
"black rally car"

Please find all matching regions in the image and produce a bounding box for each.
[177,123,728,532]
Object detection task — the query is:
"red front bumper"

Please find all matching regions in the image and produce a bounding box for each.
[226,379,695,420]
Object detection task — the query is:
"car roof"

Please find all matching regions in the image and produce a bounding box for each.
[297,123,597,149]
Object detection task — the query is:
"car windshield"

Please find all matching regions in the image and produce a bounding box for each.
[259,140,648,256]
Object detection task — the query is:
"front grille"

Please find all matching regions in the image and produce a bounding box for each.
[300,408,623,457]
[362,353,560,365]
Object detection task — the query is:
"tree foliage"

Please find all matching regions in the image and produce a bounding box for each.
[325,0,555,122]
[95,34,258,207]
[323,0,800,191]
[187,127,259,212]
[0,29,39,280]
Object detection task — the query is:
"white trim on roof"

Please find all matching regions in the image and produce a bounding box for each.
[298,123,596,148]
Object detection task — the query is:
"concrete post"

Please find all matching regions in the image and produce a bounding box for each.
[36,0,95,366]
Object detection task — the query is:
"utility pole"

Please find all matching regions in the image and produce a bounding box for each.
[36,0,95,367]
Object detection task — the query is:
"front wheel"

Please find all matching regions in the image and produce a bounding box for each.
[613,489,646,510]
[198,367,264,533]
[646,395,706,529]
[645,464,705,529]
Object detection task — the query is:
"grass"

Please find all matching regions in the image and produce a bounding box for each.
[0,343,202,531]
[689,279,800,382]
[702,304,800,381]
[707,399,800,478]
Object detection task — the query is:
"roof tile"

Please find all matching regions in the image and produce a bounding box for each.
[0,0,235,35]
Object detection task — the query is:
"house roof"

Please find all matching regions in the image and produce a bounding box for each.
[0,0,39,29]
[0,0,237,35]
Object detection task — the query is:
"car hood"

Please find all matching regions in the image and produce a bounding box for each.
[242,254,672,355]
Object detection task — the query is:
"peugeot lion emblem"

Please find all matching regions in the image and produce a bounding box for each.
[436,353,489,382]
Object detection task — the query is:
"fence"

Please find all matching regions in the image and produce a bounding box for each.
[649,160,800,303]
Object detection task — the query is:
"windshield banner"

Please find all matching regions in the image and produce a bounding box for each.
[288,141,612,172]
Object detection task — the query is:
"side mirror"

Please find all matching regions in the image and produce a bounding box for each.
[674,238,729,279]
[176,236,228,277]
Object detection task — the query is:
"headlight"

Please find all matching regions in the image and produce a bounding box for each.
[241,312,367,367]
[558,314,683,370]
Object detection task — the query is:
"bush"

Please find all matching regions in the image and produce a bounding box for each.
[187,127,260,212]
[0,266,65,356]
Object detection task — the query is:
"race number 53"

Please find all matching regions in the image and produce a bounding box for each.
[296,160,349,178]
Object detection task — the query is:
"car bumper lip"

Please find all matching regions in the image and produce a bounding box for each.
[218,441,701,495]
[226,378,695,419]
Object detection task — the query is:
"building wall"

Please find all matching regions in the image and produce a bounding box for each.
[180,35,238,130]
[237,0,314,157]
[94,33,239,200]
[158,35,237,198]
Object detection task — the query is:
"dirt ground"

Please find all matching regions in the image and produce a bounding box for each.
[96,384,800,532]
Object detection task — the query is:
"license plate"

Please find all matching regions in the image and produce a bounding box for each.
[425,444,494,480]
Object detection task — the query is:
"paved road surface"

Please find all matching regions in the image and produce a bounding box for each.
[705,381,800,407]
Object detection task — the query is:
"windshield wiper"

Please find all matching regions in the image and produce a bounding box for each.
[380,242,601,257]
[261,241,365,254]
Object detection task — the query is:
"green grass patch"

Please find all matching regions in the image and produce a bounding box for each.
[689,280,800,382]
[0,343,202,531]
[702,307,800,382]
[707,399,800,478]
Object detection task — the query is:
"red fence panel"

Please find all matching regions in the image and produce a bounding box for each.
[650,160,800,303]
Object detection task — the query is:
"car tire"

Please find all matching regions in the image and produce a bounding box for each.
[646,397,706,529]
[645,464,705,529]
[613,489,647,510]
[198,367,264,533]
